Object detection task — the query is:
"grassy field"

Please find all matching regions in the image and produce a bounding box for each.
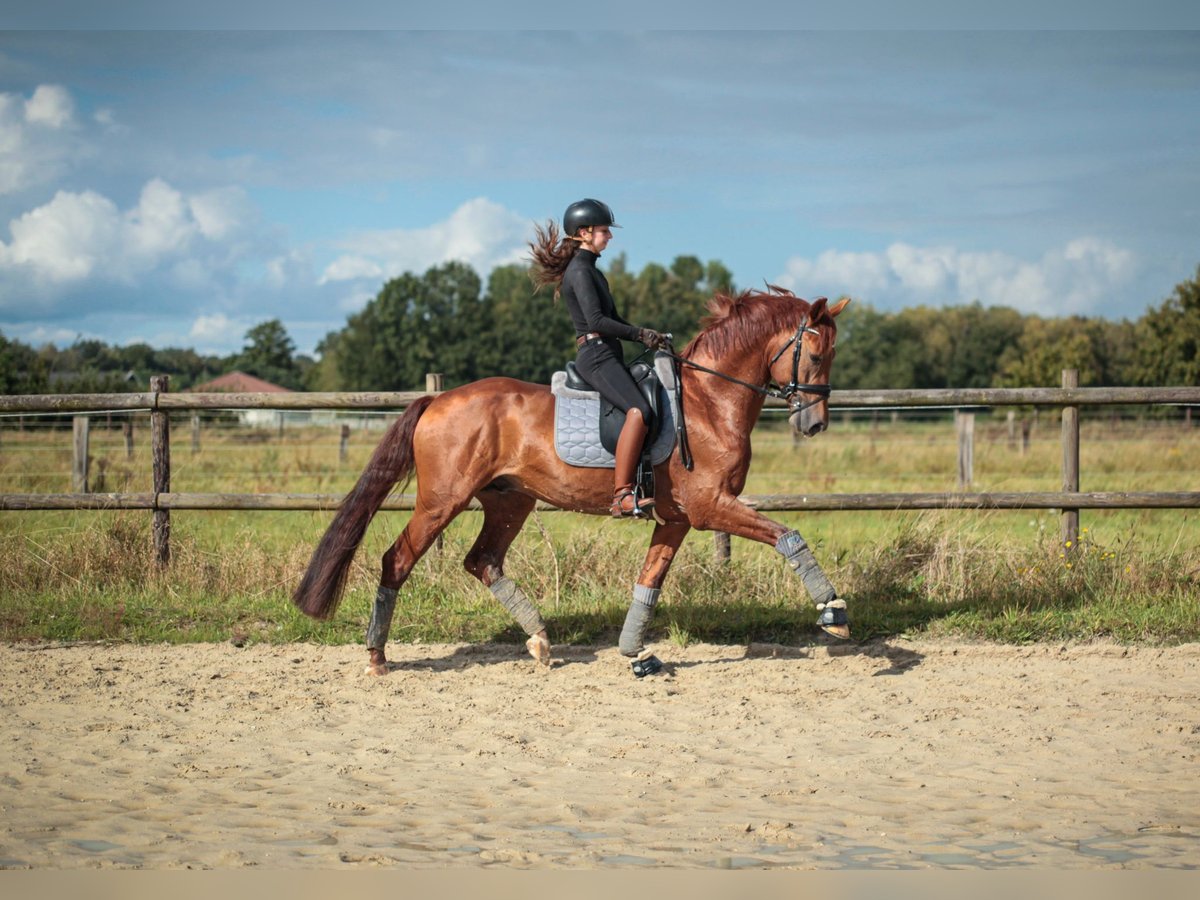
[1,410,1197,647]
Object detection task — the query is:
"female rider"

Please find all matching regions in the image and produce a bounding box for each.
[529,198,666,517]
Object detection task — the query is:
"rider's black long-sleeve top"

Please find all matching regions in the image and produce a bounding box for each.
[561,250,642,342]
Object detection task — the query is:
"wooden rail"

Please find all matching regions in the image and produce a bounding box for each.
[3,373,1199,566]
[4,491,1199,512]
[3,385,1199,414]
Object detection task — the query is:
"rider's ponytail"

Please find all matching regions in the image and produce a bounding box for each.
[526,219,579,301]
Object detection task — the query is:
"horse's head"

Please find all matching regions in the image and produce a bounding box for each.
[765,295,851,438]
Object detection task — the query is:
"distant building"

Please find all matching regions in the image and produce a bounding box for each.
[188,371,291,394]
[187,370,291,428]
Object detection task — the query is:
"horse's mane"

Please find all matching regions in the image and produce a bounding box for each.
[681,285,813,360]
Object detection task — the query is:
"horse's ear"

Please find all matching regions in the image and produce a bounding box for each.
[809,296,828,319]
[828,297,851,318]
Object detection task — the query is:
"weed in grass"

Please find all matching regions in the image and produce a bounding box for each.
[666,619,693,649]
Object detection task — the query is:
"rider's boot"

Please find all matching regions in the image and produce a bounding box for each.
[611,409,654,518]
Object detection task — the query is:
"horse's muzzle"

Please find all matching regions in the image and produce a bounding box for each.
[789,409,828,438]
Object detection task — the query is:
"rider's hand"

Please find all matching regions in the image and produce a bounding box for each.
[639,328,667,350]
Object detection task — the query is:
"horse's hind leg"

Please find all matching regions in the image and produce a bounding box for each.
[365,500,466,675]
[621,521,690,676]
[464,490,549,666]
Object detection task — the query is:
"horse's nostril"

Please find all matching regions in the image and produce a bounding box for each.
[806,421,827,437]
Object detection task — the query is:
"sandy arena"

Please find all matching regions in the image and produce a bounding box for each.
[2,638,1198,870]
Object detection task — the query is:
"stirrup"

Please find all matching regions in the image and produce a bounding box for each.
[611,488,655,518]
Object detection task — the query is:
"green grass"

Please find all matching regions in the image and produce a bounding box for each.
[1,414,1197,647]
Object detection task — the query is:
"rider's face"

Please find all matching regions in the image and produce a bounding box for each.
[579,225,613,254]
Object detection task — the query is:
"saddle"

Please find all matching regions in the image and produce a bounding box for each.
[564,359,664,453]
[551,354,678,470]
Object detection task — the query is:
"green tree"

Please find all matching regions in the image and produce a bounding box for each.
[832,303,926,389]
[1131,265,1200,386]
[704,259,736,297]
[237,319,301,388]
[332,261,484,390]
[0,331,49,394]
[994,316,1109,387]
[476,264,575,384]
[625,256,717,349]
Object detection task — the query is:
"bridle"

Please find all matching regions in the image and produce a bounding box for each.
[659,312,832,412]
[655,312,832,471]
[766,315,832,411]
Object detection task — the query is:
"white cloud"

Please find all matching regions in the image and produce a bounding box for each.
[187,186,254,241]
[320,255,382,284]
[0,189,123,283]
[189,312,235,341]
[10,324,81,347]
[0,84,82,195]
[777,238,1137,316]
[264,250,312,289]
[125,178,195,264]
[319,196,527,285]
[24,85,75,129]
[0,178,255,297]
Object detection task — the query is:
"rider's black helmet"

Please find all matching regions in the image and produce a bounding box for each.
[563,198,619,237]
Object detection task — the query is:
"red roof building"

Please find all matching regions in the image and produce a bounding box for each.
[187,371,291,393]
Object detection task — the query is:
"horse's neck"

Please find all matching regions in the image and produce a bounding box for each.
[685,346,769,434]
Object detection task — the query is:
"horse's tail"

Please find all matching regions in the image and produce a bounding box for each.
[292,394,437,620]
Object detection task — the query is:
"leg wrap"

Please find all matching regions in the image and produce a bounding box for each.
[775,531,837,606]
[489,577,545,637]
[619,583,661,657]
[366,586,398,651]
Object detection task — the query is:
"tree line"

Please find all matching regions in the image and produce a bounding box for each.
[2,257,1198,395]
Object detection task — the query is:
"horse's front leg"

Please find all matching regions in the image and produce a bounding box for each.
[694,495,849,639]
[620,521,690,676]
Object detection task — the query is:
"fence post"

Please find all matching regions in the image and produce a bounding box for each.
[151,375,171,568]
[956,410,974,491]
[1061,369,1080,551]
[191,412,201,454]
[713,531,731,564]
[72,416,90,492]
[123,419,134,459]
[339,424,350,463]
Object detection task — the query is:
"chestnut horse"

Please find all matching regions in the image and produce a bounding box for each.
[292,288,850,675]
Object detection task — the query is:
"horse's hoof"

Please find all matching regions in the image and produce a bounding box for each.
[816,599,850,640]
[365,649,389,676]
[631,654,663,678]
[820,624,852,640]
[526,634,552,668]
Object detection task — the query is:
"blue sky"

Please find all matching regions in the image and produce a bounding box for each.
[1,21,1199,356]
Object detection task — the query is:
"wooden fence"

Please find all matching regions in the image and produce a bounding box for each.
[3,372,1199,567]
